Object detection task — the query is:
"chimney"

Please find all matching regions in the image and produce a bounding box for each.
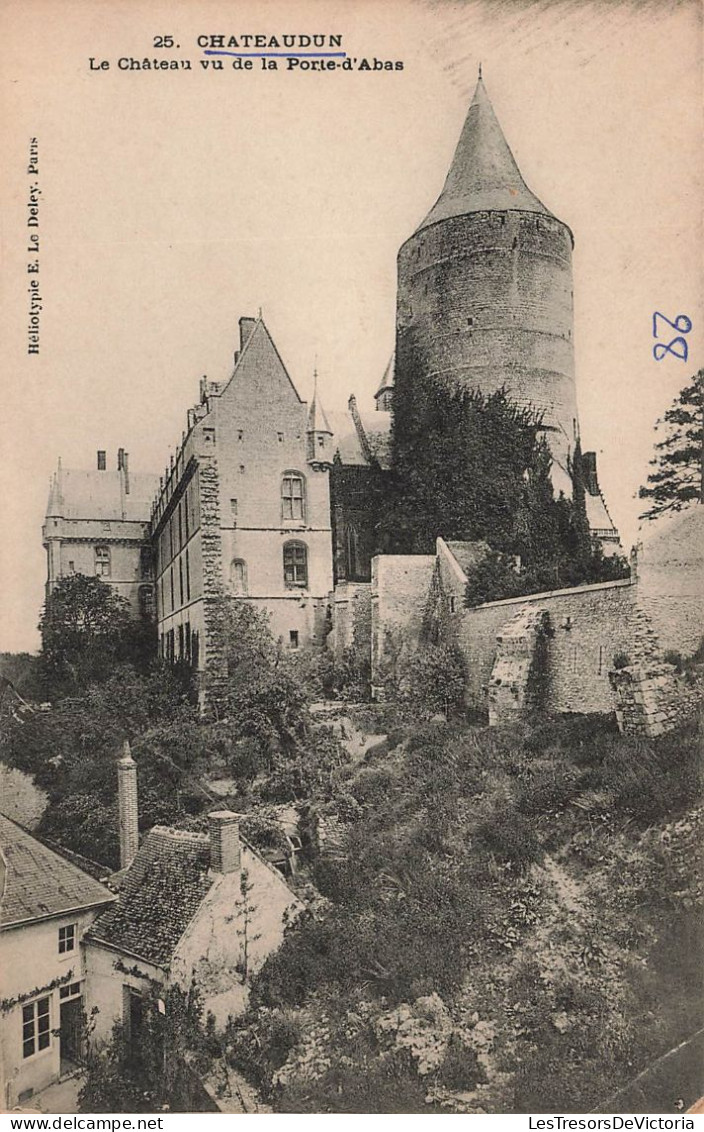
[97,450,106,471]
[117,741,139,870]
[208,810,241,874]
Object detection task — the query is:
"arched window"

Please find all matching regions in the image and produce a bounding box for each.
[94,546,111,577]
[283,541,308,588]
[230,558,248,596]
[281,472,305,522]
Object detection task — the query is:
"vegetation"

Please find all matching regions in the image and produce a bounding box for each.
[639,368,703,519]
[38,573,155,697]
[376,372,628,598]
[79,983,220,1113]
[223,710,702,1113]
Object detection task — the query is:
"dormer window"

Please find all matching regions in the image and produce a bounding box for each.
[282,473,305,522]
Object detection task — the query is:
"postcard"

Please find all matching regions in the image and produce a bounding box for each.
[0,0,701,1118]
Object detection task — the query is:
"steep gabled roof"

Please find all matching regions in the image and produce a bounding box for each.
[417,75,559,234]
[223,316,303,406]
[0,813,115,929]
[88,827,213,967]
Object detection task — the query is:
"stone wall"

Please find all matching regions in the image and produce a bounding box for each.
[396,208,577,486]
[330,581,372,663]
[451,578,654,715]
[608,662,700,738]
[487,607,550,725]
[635,507,703,657]
[370,555,436,698]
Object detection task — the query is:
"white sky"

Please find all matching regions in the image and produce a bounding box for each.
[1,0,702,652]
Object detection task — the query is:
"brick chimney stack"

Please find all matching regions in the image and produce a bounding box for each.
[117,741,139,870]
[208,811,241,874]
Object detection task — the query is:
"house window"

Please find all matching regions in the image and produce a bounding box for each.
[139,546,152,579]
[283,541,308,588]
[277,432,284,443]
[289,630,299,649]
[138,585,154,620]
[59,981,82,1001]
[230,558,248,596]
[59,924,76,954]
[94,546,110,577]
[185,549,190,601]
[230,498,238,525]
[68,561,75,573]
[22,997,51,1058]
[282,473,305,521]
[450,596,457,614]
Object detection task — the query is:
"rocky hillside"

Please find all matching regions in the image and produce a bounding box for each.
[225,708,703,1114]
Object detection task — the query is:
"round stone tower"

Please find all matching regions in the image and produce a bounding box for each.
[395,74,578,489]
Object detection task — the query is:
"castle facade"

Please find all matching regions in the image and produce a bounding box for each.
[44,75,621,699]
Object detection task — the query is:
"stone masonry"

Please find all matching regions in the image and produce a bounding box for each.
[488,607,550,725]
[608,661,699,738]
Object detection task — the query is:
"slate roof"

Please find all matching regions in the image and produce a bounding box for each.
[0,813,115,929]
[46,468,159,524]
[417,76,560,233]
[88,827,214,966]
[446,540,492,578]
[327,410,367,466]
[327,408,392,469]
[585,490,619,536]
[375,353,395,397]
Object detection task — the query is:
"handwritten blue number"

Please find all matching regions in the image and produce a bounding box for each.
[652,311,691,362]
[653,337,689,362]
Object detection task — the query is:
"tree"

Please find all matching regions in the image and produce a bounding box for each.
[79,983,219,1113]
[38,574,154,696]
[376,348,620,592]
[639,369,703,519]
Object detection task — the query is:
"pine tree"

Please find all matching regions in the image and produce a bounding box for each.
[639,369,703,520]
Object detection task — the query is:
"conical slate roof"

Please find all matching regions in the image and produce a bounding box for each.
[418,75,557,232]
[375,352,395,398]
[307,378,332,434]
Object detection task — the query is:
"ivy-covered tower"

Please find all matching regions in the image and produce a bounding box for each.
[395,72,579,493]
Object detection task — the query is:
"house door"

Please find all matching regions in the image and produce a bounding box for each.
[59,997,83,1073]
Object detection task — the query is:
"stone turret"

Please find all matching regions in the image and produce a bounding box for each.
[306,373,333,466]
[395,72,578,491]
[374,353,395,413]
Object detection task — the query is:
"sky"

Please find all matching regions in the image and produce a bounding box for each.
[1,0,701,652]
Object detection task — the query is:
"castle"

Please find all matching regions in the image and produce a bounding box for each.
[44,74,629,708]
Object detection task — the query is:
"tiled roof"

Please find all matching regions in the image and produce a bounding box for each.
[88,827,214,966]
[0,813,115,929]
[47,469,159,523]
